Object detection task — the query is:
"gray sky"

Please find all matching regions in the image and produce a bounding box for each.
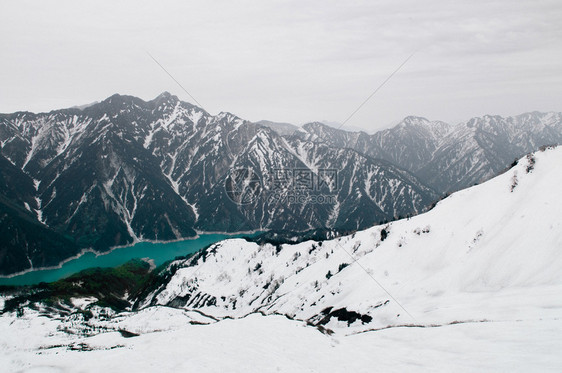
[2,0,562,132]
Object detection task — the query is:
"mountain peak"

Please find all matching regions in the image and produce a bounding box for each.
[399,116,430,126]
[152,91,179,104]
[302,121,336,131]
[154,91,175,100]
[217,111,238,120]
[255,120,299,136]
[102,93,143,106]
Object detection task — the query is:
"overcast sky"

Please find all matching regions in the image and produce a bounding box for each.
[1,0,561,131]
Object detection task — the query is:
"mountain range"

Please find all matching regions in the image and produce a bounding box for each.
[0,92,560,274]
[2,146,561,371]
[301,112,562,193]
[135,146,562,331]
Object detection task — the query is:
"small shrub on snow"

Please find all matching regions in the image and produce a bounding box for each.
[380,228,388,241]
[526,154,536,173]
[510,172,518,192]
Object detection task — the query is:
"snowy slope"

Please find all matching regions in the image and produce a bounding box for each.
[1,146,562,372]
[142,146,562,332]
[2,310,561,372]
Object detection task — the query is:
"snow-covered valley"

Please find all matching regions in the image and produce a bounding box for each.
[1,146,562,372]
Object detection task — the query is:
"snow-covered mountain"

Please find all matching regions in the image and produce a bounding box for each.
[302,112,562,193]
[254,120,299,136]
[299,117,453,175]
[0,93,436,274]
[418,112,562,192]
[2,92,560,277]
[136,146,562,331]
[2,146,561,372]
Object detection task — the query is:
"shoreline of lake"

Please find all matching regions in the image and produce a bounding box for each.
[0,232,262,286]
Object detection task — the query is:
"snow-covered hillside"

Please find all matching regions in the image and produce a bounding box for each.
[1,146,561,372]
[2,310,561,372]
[140,146,562,332]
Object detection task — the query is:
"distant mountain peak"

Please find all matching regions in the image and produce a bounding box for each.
[151,91,180,106]
[255,120,299,136]
[101,93,144,108]
[69,101,99,111]
[401,115,429,124]
[156,91,173,99]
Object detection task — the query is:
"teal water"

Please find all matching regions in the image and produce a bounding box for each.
[0,233,257,286]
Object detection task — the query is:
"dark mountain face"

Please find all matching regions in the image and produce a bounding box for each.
[301,113,562,193]
[0,93,437,274]
[193,130,437,232]
[0,155,80,275]
[2,94,198,253]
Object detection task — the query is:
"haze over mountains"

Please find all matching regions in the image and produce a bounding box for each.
[0,92,561,275]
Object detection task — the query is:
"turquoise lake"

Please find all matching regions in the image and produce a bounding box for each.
[0,233,257,286]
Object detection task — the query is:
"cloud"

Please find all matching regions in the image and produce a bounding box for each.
[1,0,561,130]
